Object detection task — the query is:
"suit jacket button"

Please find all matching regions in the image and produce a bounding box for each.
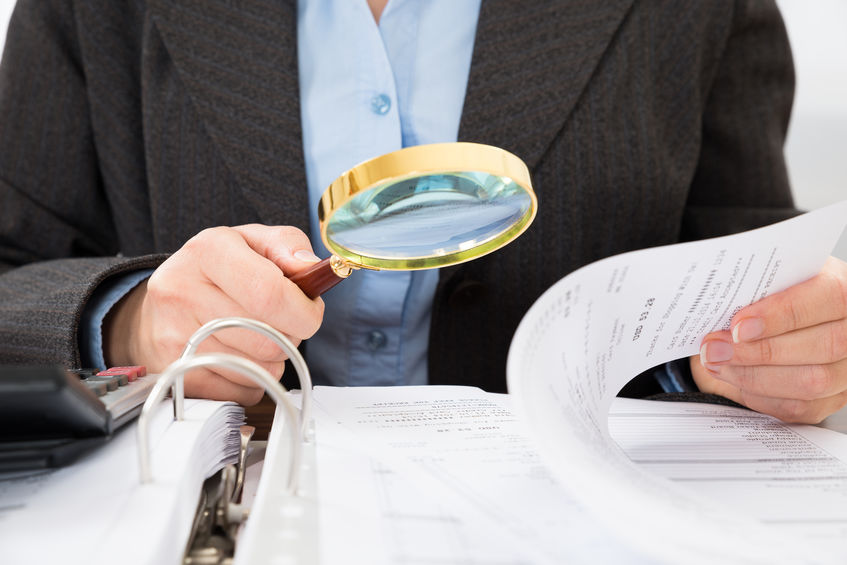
[448,279,485,308]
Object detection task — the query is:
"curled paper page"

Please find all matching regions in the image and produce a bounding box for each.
[507,201,847,565]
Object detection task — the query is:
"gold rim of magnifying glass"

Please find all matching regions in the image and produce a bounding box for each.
[317,142,537,271]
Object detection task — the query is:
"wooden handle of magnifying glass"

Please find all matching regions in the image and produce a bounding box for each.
[289,257,351,299]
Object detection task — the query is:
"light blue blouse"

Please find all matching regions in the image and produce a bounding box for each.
[297,0,481,386]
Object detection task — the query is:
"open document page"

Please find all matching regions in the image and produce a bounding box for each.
[307,385,648,565]
[258,386,846,564]
[507,200,847,564]
[608,398,847,558]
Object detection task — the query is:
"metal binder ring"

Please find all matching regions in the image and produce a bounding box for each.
[176,317,314,442]
[136,353,302,494]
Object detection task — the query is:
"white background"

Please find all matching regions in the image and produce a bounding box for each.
[776,0,847,258]
[0,0,844,254]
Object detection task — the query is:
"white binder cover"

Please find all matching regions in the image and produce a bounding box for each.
[0,399,243,565]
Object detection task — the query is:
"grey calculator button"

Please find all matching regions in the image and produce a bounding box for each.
[84,380,108,396]
[87,376,119,391]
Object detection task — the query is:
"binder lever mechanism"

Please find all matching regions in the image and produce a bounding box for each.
[182,426,256,565]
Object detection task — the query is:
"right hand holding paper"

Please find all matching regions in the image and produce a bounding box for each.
[694,255,847,423]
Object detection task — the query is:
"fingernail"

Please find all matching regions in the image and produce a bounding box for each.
[700,340,734,368]
[294,250,320,263]
[732,317,764,343]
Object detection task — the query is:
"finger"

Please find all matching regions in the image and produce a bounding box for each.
[170,287,302,363]
[690,355,745,400]
[186,307,289,388]
[738,389,847,425]
[183,367,268,406]
[708,318,847,367]
[213,327,300,363]
[187,227,324,339]
[705,359,847,401]
[134,276,214,371]
[730,256,847,342]
[698,332,736,371]
[145,269,294,365]
[192,334,287,389]
[141,283,289,388]
[691,357,847,424]
[232,224,321,275]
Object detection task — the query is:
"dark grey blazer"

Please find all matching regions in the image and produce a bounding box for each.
[0,0,797,392]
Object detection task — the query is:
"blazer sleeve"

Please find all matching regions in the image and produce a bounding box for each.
[681,0,800,241]
[0,0,165,367]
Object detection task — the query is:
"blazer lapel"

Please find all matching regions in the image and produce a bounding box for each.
[146,0,633,226]
[147,0,308,228]
[460,0,635,170]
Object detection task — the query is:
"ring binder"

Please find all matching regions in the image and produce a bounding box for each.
[179,317,315,442]
[137,317,316,493]
[136,353,302,491]
[131,317,320,563]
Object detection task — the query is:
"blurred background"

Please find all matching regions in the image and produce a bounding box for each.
[0,0,843,253]
[776,0,847,258]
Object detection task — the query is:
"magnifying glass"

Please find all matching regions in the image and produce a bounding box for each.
[289,142,537,299]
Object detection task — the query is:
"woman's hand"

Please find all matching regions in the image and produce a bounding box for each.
[104,224,324,405]
[692,257,847,424]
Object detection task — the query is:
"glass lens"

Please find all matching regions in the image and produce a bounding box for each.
[325,171,533,265]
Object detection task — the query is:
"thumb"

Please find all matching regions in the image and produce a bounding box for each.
[231,224,321,276]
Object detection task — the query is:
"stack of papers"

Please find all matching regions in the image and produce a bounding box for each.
[291,386,847,565]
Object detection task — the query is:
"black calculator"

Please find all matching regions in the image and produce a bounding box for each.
[0,365,155,471]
